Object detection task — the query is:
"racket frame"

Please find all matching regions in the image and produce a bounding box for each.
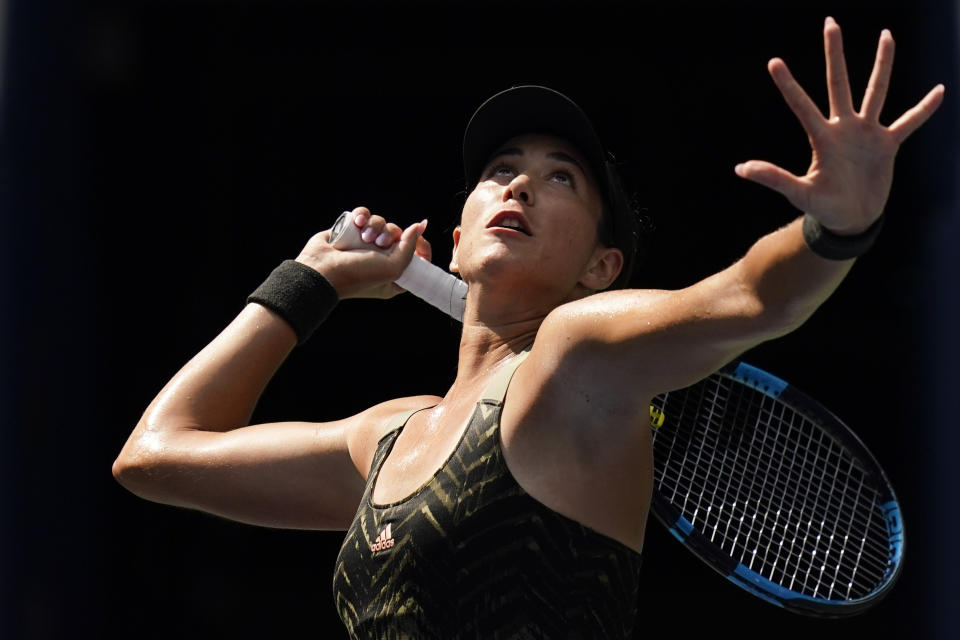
[649,361,904,617]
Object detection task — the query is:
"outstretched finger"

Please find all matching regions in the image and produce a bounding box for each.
[824,17,855,118]
[860,29,895,120]
[398,219,426,254]
[768,58,826,139]
[414,220,432,262]
[888,84,946,145]
[735,160,809,210]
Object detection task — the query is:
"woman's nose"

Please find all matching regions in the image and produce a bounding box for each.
[503,173,534,205]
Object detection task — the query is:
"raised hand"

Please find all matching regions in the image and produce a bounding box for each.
[735,17,944,234]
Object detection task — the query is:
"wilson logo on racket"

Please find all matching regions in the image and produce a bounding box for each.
[649,405,665,429]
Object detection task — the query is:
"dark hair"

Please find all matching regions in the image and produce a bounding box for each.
[595,159,643,290]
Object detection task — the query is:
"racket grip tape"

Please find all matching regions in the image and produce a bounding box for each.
[327,211,467,322]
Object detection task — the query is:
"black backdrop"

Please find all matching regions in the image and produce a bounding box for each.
[2,1,958,638]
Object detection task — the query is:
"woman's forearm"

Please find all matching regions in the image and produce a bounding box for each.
[739,216,855,338]
[122,303,296,451]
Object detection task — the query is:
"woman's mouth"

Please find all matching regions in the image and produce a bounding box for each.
[487,211,532,235]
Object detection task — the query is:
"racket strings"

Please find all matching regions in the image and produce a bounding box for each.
[652,376,891,601]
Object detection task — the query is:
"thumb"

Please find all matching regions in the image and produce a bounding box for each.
[394,218,428,266]
[735,160,808,209]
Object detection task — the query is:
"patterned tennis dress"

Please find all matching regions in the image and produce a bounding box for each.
[333,349,642,639]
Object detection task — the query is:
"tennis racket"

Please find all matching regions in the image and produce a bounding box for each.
[326,215,904,615]
[649,361,903,617]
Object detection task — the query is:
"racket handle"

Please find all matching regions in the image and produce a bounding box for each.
[328,211,467,323]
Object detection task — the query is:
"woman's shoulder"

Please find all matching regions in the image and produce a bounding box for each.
[537,288,664,345]
[513,289,662,422]
[346,394,441,480]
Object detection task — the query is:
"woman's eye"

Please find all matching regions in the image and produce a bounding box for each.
[483,163,516,182]
[551,171,575,187]
[491,164,516,178]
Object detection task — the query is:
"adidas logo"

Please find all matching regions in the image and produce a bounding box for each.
[370,523,395,553]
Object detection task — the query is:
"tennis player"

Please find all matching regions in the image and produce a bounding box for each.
[114,18,942,638]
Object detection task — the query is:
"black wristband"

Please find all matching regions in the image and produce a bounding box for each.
[801,214,885,260]
[247,260,339,345]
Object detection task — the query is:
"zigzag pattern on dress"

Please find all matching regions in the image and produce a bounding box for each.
[333,384,642,639]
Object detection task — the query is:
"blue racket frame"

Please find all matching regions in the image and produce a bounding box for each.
[650,361,904,617]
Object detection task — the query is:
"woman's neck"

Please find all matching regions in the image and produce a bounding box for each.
[448,310,539,397]
[445,276,589,396]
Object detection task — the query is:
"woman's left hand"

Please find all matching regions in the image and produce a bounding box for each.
[735,16,944,234]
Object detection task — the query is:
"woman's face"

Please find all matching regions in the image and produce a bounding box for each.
[452,133,617,302]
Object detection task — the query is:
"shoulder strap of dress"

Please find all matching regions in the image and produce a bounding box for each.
[481,345,533,403]
[368,404,433,473]
[383,405,430,436]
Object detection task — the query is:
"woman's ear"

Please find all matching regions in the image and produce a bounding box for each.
[579,246,623,291]
[449,226,462,273]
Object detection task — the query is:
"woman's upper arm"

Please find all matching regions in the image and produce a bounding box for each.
[532,262,771,402]
[114,396,438,530]
[536,217,858,400]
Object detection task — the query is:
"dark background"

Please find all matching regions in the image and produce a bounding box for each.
[2,1,957,638]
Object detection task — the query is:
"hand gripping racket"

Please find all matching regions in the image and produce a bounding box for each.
[327,211,467,321]
[327,214,904,615]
